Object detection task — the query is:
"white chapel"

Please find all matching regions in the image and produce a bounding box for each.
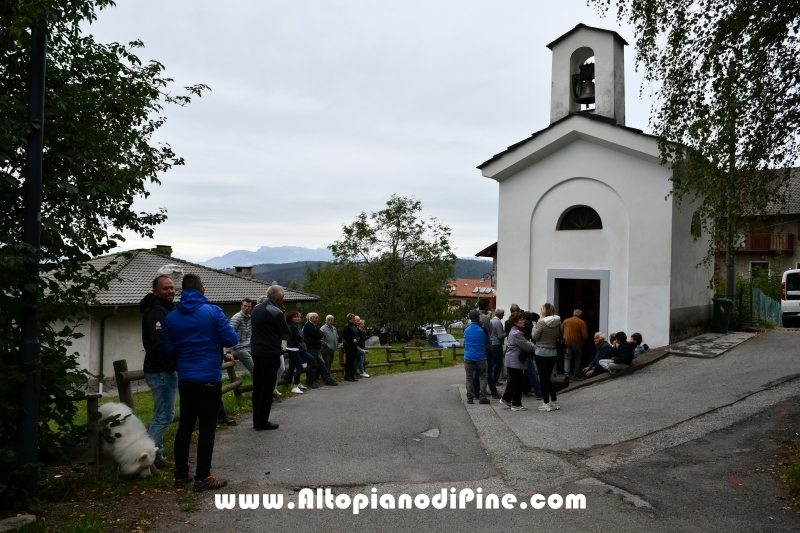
[479,24,712,348]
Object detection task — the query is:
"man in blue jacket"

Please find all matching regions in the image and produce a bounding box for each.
[164,274,238,492]
[463,310,491,404]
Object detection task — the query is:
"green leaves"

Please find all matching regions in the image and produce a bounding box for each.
[324,195,456,333]
[1,0,206,508]
[593,0,799,286]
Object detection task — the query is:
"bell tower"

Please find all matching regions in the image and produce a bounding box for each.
[546,24,627,126]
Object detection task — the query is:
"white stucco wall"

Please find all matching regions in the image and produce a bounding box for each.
[494,137,676,347]
[669,196,714,332]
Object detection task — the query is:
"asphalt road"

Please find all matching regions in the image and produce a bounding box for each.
[153,329,800,532]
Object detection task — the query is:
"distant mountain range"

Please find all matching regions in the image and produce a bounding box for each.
[223,257,492,288]
[202,246,334,269]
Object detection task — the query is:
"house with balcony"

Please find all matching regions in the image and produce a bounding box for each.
[716,171,800,277]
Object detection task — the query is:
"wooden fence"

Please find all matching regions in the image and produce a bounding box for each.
[113,344,463,412]
[53,344,463,476]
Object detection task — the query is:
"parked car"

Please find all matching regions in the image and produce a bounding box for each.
[781,268,800,327]
[425,324,447,338]
[429,333,462,349]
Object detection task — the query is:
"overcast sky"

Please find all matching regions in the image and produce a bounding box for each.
[86,0,654,263]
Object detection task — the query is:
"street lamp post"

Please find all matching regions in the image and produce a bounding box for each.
[18,16,48,503]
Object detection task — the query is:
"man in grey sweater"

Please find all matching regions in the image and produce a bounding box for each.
[225,298,254,374]
[320,315,340,373]
[489,309,507,390]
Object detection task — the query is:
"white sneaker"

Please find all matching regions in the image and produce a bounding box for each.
[273,388,282,398]
[511,405,527,411]
[361,372,370,378]
[298,383,308,390]
[291,386,304,394]
[550,401,561,410]
[537,402,552,412]
[499,398,512,408]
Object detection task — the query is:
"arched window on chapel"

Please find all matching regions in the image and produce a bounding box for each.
[557,205,603,230]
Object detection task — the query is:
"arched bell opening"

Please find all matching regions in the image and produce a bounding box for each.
[570,47,595,112]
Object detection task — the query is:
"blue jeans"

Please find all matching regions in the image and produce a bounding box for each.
[276,354,285,384]
[526,355,542,396]
[287,350,315,384]
[355,347,366,374]
[144,371,178,462]
[476,348,499,396]
[491,344,504,385]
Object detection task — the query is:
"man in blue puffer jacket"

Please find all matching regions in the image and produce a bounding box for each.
[463,310,491,405]
[164,274,238,492]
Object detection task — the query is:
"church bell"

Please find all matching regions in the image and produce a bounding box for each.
[572,62,596,105]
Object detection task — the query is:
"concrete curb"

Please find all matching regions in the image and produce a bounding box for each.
[558,331,759,395]
[558,346,671,394]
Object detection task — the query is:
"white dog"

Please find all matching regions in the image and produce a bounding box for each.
[98,402,157,478]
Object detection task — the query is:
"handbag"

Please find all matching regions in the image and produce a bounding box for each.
[517,351,529,364]
[555,335,566,359]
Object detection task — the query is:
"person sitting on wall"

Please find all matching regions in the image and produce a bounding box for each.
[582,332,612,379]
[631,332,649,358]
[598,332,635,374]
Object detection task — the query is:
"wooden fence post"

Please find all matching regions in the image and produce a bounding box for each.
[225,360,242,398]
[113,359,136,413]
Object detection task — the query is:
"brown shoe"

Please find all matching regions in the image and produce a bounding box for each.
[194,475,228,492]
[154,459,175,469]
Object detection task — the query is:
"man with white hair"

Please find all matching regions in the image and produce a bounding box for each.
[319,315,339,372]
[250,285,291,431]
[303,312,338,387]
[582,332,611,379]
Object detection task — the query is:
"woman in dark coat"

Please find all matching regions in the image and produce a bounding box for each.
[500,311,536,411]
[342,313,360,382]
[285,311,314,393]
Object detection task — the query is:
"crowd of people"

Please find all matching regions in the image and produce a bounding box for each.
[138,274,649,492]
[462,298,648,413]
[139,275,372,492]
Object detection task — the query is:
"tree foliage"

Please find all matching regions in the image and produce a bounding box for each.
[1,0,206,504]
[325,195,456,333]
[299,262,366,329]
[592,0,800,293]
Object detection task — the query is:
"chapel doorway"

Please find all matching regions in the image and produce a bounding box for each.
[556,278,601,371]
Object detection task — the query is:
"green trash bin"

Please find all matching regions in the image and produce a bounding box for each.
[712,297,734,333]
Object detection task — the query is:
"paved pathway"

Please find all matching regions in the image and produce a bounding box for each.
[153,329,800,532]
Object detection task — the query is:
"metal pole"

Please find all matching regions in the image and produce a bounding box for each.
[18,18,47,504]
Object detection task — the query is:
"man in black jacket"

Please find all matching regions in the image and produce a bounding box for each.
[583,332,612,379]
[250,286,292,430]
[303,313,337,388]
[140,274,178,470]
[342,314,360,381]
